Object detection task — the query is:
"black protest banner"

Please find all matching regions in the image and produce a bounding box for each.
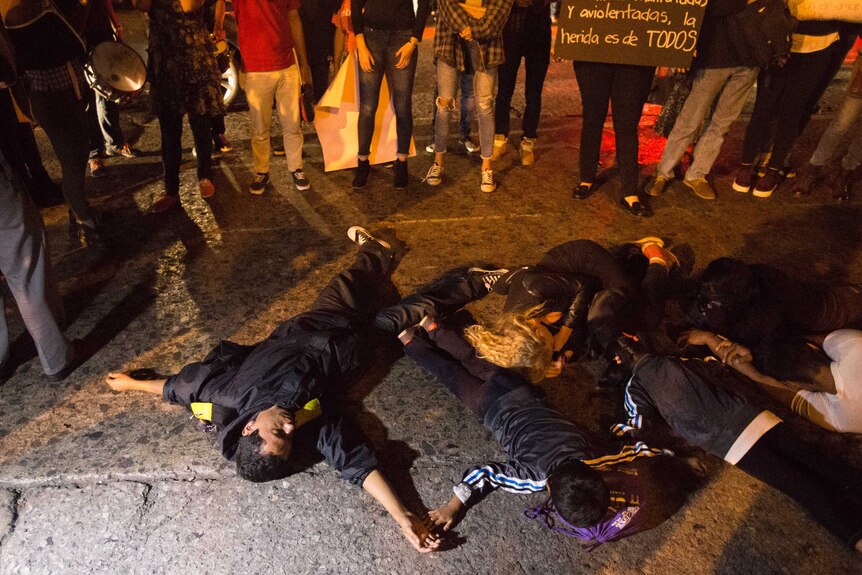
[554,0,708,68]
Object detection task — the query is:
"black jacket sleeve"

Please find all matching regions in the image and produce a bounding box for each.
[162,341,254,406]
[316,410,378,486]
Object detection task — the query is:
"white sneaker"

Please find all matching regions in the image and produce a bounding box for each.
[460,137,479,154]
[481,169,496,193]
[424,163,443,186]
[425,143,435,154]
[520,137,535,166]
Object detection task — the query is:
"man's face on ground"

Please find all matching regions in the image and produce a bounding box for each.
[242,406,296,458]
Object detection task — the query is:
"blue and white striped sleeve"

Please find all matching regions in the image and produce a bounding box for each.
[454,461,547,507]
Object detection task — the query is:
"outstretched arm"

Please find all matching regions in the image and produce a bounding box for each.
[362,470,440,553]
[105,372,167,394]
[680,329,801,406]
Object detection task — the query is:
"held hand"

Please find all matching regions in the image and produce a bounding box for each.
[427,498,463,532]
[213,27,226,42]
[394,42,415,69]
[357,44,375,73]
[459,26,472,41]
[715,340,752,365]
[397,512,440,553]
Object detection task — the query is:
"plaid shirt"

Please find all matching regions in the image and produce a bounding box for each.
[434,0,514,71]
[24,59,85,93]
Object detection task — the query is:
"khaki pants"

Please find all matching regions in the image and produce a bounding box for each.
[243,65,303,173]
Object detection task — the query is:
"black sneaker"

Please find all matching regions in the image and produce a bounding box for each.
[353,159,370,189]
[393,158,408,189]
[347,226,391,250]
[468,267,510,291]
[753,168,781,198]
[273,145,286,156]
[292,169,311,191]
[250,173,270,195]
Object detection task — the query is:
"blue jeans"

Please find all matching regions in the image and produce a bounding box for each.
[357,28,417,157]
[430,73,475,140]
[435,42,498,158]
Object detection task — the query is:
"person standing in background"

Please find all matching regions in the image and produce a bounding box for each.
[424,0,514,194]
[233,0,312,196]
[351,0,431,190]
[134,0,225,213]
[491,0,551,166]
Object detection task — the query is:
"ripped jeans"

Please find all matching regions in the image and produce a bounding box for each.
[434,45,498,159]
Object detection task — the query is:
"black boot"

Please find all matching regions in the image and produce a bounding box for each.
[393,158,408,190]
[352,158,370,189]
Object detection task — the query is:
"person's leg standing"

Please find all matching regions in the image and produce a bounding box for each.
[86,89,106,161]
[610,64,655,201]
[29,88,94,225]
[494,11,522,143]
[434,59,459,155]
[656,68,734,180]
[244,70,279,177]
[472,55,499,162]
[521,10,551,142]
[686,67,758,181]
[188,112,214,183]
[738,67,786,166]
[385,30,417,188]
[0,157,70,376]
[809,96,862,169]
[157,110,184,198]
[386,31,418,159]
[572,61,613,190]
[426,56,459,185]
[459,72,476,142]
[765,49,838,172]
[274,65,304,173]
[357,29,387,159]
[97,94,127,151]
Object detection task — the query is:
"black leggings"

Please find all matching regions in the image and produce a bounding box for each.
[157,110,214,196]
[736,424,862,548]
[573,61,655,197]
[495,8,551,139]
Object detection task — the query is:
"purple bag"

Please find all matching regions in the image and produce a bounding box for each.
[525,498,641,551]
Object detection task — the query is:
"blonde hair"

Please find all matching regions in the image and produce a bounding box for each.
[464,304,552,382]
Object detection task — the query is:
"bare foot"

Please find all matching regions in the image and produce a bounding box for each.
[106,371,138,391]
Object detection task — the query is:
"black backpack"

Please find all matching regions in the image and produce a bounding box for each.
[729,0,796,67]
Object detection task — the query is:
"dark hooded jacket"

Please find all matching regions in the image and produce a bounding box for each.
[162,309,378,486]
